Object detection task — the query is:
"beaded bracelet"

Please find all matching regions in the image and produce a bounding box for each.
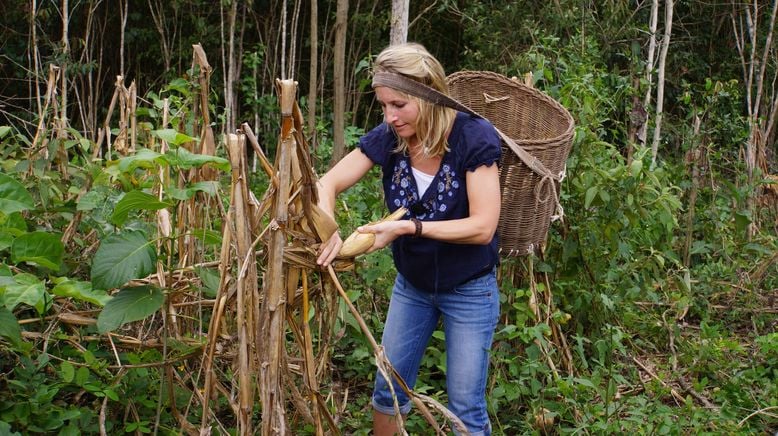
[410,217,422,238]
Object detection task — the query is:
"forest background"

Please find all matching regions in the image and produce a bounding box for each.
[0,0,776,434]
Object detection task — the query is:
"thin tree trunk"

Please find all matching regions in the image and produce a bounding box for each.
[330,0,349,166]
[390,0,409,45]
[307,0,319,146]
[58,0,70,179]
[650,0,673,167]
[732,0,778,237]
[638,0,659,146]
[148,0,172,71]
[30,0,42,120]
[60,0,69,129]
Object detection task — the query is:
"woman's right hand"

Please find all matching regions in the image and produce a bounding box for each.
[317,230,343,268]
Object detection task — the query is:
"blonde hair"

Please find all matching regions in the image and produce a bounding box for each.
[373,43,456,157]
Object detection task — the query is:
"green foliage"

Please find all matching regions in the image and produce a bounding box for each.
[90,230,157,291]
[10,231,64,270]
[0,173,35,215]
[96,285,164,333]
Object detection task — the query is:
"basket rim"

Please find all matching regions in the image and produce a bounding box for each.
[447,70,575,144]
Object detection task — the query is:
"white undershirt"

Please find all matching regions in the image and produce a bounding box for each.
[411,166,435,196]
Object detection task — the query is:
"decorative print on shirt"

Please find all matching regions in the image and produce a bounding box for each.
[389,156,461,220]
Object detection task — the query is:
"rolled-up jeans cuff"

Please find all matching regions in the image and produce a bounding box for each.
[372,398,412,416]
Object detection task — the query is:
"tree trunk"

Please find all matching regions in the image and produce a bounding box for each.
[650,0,673,167]
[638,0,659,146]
[390,0,409,45]
[30,0,42,120]
[732,0,778,237]
[330,0,349,166]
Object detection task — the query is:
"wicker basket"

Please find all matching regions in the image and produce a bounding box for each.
[447,71,575,256]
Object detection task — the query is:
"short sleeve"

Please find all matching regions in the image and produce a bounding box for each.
[461,117,502,172]
[358,123,397,167]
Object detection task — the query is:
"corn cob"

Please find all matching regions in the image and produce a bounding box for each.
[337,207,408,258]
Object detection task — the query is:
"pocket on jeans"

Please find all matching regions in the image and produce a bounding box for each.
[452,272,496,297]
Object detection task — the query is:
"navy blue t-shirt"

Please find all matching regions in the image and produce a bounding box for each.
[359,112,501,292]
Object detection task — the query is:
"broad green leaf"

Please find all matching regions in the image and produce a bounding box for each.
[190,228,222,246]
[0,263,11,276]
[91,230,157,290]
[0,231,13,251]
[0,173,35,215]
[3,273,46,313]
[0,307,23,348]
[51,277,112,306]
[0,126,11,139]
[116,148,164,173]
[77,188,108,211]
[111,190,171,226]
[151,128,197,146]
[97,285,164,333]
[164,147,230,172]
[195,267,220,298]
[164,78,190,96]
[629,159,643,177]
[11,231,64,270]
[0,212,28,235]
[166,181,220,201]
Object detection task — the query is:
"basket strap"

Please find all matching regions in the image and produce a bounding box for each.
[373,72,558,180]
[372,71,565,218]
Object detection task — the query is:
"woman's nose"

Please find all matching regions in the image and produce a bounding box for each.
[384,108,397,123]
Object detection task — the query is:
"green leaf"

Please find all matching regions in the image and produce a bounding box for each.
[195,267,220,298]
[103,388,120,401]
[11,231,64,270]
[151,128,197,146]
[629,159,643,177]
[0,231,13,251]
[51,277,112,306]
[75,366,89,386]
[116,148,165,173]
[91,230,157,290]
[0,173,35,215]
[77,188,108,211]
[111,190,171,226]
[0,307,23,348]
[164,147,230,172]
[97,285,164,333]
[0,126,11,139]
[190,228,222,246]
[3,273,46,313]
[166,181,220,201]
[584,186,598,208]
[60,361,75,383]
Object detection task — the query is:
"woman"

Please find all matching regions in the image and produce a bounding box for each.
[316,42,501,436]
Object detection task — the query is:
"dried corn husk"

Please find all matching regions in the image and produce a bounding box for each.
[337,207,408,258]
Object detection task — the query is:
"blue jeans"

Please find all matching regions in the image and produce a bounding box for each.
[372,270,500,436]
